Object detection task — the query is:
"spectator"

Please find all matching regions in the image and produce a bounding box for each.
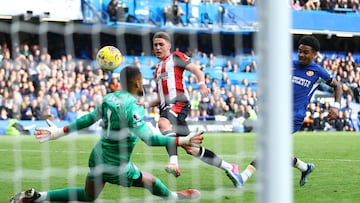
[0,107,8,120]
[292,0,304,10]
[353,79,360,103]
[63,105,78,122]
[342,109,355,131]
[164,0,185,26]
[20,106,34,120]
[301,113,314,131]
[41,105,56,120]
[331,110,345,131]
[243,105,257,132]
[320,0,335,11]
[304,0,321,10]
[147,106,160,124]
[109,76,122,92]
[241,0,256,6]
[107,0,129,22]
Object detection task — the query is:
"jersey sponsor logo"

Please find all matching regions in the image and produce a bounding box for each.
[306,70,314,77]
[291,75,311,87]
[155,72,168,82]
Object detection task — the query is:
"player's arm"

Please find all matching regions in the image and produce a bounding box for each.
[145,96,160,109]
[35,109,102,143]
[327,78,342,104]
[129,105,202,146]
[326,78,343,120]
[185,62,210,97]
[131,123,203,147]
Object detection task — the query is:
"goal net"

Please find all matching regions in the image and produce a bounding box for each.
[0,1,292,202]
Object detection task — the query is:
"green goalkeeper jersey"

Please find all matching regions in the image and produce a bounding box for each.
[66,90,175,167]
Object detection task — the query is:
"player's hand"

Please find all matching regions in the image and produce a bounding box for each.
[137,100,145,107]
[34,120,66,143]
[199,85,210,97]
[136,100,149,109]
[327,107,339,121]
[175,131,204,147]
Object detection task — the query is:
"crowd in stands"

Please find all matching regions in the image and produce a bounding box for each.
[197,0,360,12]
[0,41,359,132]
[291,0,360,12]
[171,0,359,12]
[101,0,359,30]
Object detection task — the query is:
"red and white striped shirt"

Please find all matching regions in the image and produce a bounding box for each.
[154,51,192,106]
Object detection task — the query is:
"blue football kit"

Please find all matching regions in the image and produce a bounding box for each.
[292,60,333,132]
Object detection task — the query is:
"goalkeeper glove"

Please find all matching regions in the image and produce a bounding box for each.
[175,130,204,147]
[34,120,68,143]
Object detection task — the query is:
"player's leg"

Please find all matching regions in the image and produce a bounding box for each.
[174,103,238,174]
[234,157,315,188]
[292,122,315,186]
[133,170,200,200]
[9,177,103,202]
[227,160,257,188]
[170,102,240,186]
[45,178,103,201]
[293,157,315,186]
[158,116,181,177]
[36,148,107,201]
[184,144,241,188]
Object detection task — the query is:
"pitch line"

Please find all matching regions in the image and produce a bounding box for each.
[2,149,360,163]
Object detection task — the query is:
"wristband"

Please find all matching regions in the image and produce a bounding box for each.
[334,102,340,109]
[144,102,149,108]
[175,137,180,146]
[198,81,205,86]
[63,126,69,134]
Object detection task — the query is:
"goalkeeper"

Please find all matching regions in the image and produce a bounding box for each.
[10,66,203,203]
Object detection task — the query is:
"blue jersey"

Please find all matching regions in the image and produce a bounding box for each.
[292,60,332,132]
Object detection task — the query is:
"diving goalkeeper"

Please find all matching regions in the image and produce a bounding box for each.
[10,66,203,203]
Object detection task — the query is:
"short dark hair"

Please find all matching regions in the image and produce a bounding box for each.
[119,66,141,91]
[298,35,320,52]
[153,31,171,42]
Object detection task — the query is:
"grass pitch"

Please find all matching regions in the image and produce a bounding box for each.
[0,132,359,202]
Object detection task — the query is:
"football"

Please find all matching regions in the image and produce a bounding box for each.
[96,46,123,71]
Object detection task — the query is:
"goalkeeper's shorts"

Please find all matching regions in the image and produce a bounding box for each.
[87,145,141,187]
[87,160,141,187]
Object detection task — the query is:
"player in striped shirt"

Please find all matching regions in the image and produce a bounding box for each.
[143,31,242,188]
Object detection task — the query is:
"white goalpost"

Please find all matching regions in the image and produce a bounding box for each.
[256,0,293,203]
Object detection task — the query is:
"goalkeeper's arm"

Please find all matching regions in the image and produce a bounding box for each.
[131,123,203,147]
[35,111,100,143]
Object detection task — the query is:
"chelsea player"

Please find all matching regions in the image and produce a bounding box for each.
[226,35,343,187]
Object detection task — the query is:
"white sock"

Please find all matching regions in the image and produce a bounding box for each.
[241,165,256,183]
[296,160,308,172]
[169,155,178,165]
[34,192,47,202]
[220,160,233,171]
[169,192,178,200]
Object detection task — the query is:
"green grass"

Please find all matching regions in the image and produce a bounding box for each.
[0,132,360,202]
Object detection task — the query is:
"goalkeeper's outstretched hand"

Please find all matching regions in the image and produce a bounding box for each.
[175,130,204,147]
[34,120,66,143]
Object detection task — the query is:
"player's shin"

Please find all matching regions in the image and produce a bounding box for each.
[47,188,95,201]
[147,178,174,198]
[195,146,223,167]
